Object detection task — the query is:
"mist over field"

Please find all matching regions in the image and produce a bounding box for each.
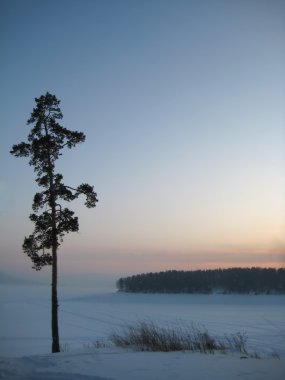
[1,282,284,358]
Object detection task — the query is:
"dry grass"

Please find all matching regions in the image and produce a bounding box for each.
[224,331,248,355]
[110,320,227,353]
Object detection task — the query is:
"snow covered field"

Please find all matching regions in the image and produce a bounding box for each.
[0,284,285,379]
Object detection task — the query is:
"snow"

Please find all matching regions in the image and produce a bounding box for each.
[0,284,285,379]
[1,349,285,380]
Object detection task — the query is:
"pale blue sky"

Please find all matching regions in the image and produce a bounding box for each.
[1,0,284,278]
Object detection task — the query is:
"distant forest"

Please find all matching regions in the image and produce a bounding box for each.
[116,268,285,294]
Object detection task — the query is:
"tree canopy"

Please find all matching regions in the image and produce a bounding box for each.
[11,92,98,270]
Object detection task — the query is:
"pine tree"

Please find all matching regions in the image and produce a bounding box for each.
[10,92,98,353]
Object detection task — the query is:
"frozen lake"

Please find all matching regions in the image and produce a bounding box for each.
[0,285,284,358]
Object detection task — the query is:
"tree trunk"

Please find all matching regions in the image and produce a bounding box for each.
[44,121,60,353]
[51,229,60,353]
[50,175,60,353]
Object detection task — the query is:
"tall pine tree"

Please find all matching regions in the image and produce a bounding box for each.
[10,92,98,353]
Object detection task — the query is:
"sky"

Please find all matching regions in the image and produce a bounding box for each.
[0,0,284,283]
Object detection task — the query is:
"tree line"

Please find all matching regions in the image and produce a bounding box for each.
[117,268,285,294]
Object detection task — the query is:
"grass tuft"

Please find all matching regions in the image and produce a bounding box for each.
[224,331,248,355]
[110,320,228,353]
